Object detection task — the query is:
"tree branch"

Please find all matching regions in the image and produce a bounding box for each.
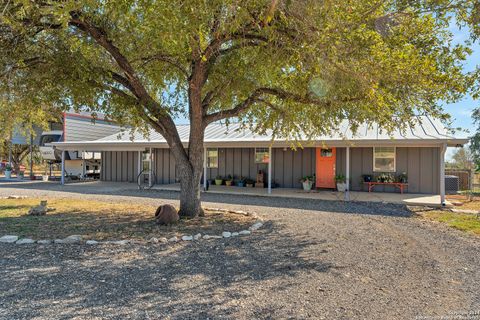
[135,53,188,77]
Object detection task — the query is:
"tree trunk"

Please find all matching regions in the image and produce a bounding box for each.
[178,159,204,217]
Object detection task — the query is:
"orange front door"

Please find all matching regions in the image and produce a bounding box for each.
[316,147,336,189]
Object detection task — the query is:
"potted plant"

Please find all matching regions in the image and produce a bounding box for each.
[18,170,25,179]
[4,164,12,179]
[334,174,347,192]
[245,178,255,187]
[300,175,315,191]
[362,174,372,182]
[225,174,233,186]
[42,164,49,182]
[377,173,394,183]
[237,176,246,187]
[397,172,408,183]
[215,175,223,185]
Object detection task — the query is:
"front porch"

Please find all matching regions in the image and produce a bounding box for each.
[154,183,449,207]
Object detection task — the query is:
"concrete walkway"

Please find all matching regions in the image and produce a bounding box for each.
[0,179,448,207]
[154,183,448,207]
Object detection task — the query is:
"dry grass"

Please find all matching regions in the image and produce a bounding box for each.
[417,210,480,236]
[446,195,480,210]
[0,198,255,240]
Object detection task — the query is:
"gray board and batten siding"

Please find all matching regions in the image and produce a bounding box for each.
[101,146,440,194]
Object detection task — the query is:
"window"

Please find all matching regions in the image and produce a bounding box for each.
[207,148,218,168]
[373,147,396,172]
[255,148,270,163]
[321,149,333,157]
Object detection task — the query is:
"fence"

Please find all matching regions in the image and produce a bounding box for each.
[445,170,472,191]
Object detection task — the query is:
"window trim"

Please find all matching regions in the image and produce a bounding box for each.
[255,147,270,164]
[206,148,218,168]
[373,146,396,172]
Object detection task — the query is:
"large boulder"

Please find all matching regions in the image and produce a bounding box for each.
[155,204,179,225]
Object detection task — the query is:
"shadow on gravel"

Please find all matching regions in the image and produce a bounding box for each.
[0,222,338,319]
[0,181,412,218]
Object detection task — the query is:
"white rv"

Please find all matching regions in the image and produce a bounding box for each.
[40,112,120,178]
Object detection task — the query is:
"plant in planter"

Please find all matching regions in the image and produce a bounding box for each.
[214,175,223,185]
[42,163,50,182]
[376,173,394,183]
[396,172,408,183]
[300,175,315,191]
[245,178,255,187]
[225,174,233,186]
[334,174,347,192]
[362,174,373,182]
[237,176,246,187]
[18,171,25,179]
[4,164,12,179]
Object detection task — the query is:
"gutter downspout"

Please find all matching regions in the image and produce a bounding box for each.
[440,143,447,206]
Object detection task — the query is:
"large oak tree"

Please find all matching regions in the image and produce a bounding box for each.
[0,0,476,216]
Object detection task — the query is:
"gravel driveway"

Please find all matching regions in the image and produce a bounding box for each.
[0,181,479,319]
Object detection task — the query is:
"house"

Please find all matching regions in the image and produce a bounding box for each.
[52,116,468,204]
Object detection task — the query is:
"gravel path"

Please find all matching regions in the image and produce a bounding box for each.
[0,181,479,319]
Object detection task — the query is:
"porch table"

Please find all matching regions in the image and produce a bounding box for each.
[364,182,408,194]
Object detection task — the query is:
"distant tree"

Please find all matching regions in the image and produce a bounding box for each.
[0,0,476,216]
[449,146,474,170]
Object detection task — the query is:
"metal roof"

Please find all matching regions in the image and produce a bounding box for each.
[52,116,469,151]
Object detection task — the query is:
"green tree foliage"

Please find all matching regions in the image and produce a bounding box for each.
[447,146,474,170]
[0,0,476,216]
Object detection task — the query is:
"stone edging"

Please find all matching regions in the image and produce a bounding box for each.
[0,208,264,246]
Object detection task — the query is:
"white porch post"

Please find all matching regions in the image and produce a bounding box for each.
[137,150,142,189]
[82,151,86,179]
[345,146,350,201]
[148,147,153,187]
[268,146,272,194]
[203,147,207,191]
[440,143,447,206]
[60,150,65,185]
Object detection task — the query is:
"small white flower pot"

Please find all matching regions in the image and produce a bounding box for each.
[42,175,49,182]
[336,182,347,192]
[302,181,314,191]
[4,170,11,179]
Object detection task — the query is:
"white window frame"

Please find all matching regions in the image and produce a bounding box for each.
[255,147,270,164]
[373,147,396,172]
[207,148,218,168]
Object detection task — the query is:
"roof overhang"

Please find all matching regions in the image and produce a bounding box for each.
[50,137,469,152]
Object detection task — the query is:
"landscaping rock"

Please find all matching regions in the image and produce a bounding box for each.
[249,222,263,231]
[168,236,178,242]
[193,233,202,240]
[64,235,82,243]
[239,230,251,235]
[54,239,66,244]
[7,195,27,199]
[37,240,51,244]
[155,204,179,225]
[28,200,48,216]
[111,240,129,245]
[16,238,35,244]
[231,232,239,237]
[159,237,168,243]
[0,235,19,243]
[148,237,159,243]
[222,231,232,238]
[86,240,99,245]
[182,235,193,241]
